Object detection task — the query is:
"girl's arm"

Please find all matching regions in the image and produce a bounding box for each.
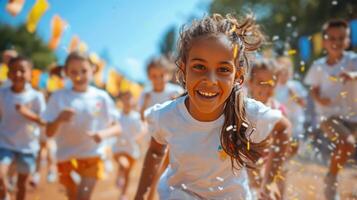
[46,109,75,137]
[16,104,46,126]
[140,93,151,121]
[91,122,121,143]
[135,138,167,200]
[260,116,291,195]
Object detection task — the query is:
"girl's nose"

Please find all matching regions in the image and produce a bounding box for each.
[205,71,218,85]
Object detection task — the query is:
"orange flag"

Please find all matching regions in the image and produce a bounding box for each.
[6,0,25,16]
[48,15,67,50]
[26,0,49,33]
[68,35,80,52]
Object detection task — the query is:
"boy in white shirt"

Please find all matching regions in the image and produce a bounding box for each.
[304,19,357,200]
[0,56,46,200]
[42,51,121,200]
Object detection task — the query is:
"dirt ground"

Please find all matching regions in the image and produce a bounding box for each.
[9,145,357,200]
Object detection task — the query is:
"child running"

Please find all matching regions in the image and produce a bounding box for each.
[42,51,121,200]
[135,14,291,200]
[247,58,296,199]
[113,91,145,200]
[0,56,46,200]
[304,19,357,200]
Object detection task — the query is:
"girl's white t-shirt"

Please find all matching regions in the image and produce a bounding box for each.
[145,96,282,200]
[113,111,144,158]
[0,85,46,154]
[42,86,119,162]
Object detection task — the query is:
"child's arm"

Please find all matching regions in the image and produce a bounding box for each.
[260,116,291,197]
[340,71,357,82]
[310,86,331,106]
[135,138,167,200]
[91,122,121,143]
[15,104,46,126]
[139,93,151,121]
[46,109,75,137]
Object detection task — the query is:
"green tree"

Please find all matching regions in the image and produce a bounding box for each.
[159,26,177,56]
[0,24,57,70]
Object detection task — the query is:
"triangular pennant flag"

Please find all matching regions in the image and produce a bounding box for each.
[49,15,67,50]
[6,0,25,16]
[26,0,49,33]
[68,35,80,52]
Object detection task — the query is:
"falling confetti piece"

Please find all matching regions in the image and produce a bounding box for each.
[247,141,250,151]
[260,80,275,86]
[287,49,297,56]
[331,136,338,141]
[340,91,348,98]
[70,159,78,168]
[329,76,338,82]
[332,0,338,5]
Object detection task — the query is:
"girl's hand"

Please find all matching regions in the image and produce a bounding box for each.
[57,109,75,123]
[259,182,281,200]
[15,104,31,116]
[339,71,356,83]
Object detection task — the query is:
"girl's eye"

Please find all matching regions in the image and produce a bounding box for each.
[193,64,206,70]
[217,66,231,73]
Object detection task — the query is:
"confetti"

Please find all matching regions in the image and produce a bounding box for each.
[233,44,238,59]
[247,141,250,151]
[287,49,297,56]
[332,0,338,5]
[216,177,224,182]
[329,76,338,82]
[260,80,275,86]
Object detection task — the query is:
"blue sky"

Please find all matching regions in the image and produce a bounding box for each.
[0,0,210,83]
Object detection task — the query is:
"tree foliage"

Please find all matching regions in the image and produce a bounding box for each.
[0,24,56,70]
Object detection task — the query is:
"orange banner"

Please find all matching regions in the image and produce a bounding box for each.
[48,15,67,50]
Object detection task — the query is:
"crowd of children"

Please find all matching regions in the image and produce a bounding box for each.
[0,14,356,200]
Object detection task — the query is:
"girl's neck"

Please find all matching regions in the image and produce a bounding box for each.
[72,85,89,93]
[11,84,26,93]
[185,97,223,122]
[123,108,131,114]
[327,53,343,65]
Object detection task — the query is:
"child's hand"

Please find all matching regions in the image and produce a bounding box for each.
[143,93,151,108]
[259,182,281,200]
[15,104,31,115]
[91,133,102,143]
[340,71,355,83]
[57,109,75,123]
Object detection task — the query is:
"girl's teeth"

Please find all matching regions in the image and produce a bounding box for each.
[199,91,217,97]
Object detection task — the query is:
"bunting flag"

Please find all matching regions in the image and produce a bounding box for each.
[350,19,357,47]
[312,33,323,56]
[298,36,311,62]
[6,0,25,16]
[68,35,80,52]
[48,15,67,50]
[79,41,88,53]
[31,69,42,89]
[0,64,9,83]
[106,69,123,96]
[26,0,49,33]
[47,75,65,92]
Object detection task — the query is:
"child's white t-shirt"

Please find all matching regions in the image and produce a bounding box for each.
[0,85,46,154]
[145,96,282,200]
[138,82,184,110]
[113,111,144,159]
[304,51,356,122]
[42,86,119,162]
[275,80,307,136]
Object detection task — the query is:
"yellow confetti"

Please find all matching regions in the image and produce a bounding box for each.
[329,76,338,82]
[70,159,78,168]
[331,136,338,141]
[300,65,305,72]
[260,80,275,86]
[287,49,297,56]
[76,76,81,81]
[247,141,250,151]
[337,163,343,170]
[233,44,238,59]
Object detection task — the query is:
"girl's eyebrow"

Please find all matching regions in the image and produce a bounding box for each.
[219,61,234,66]
[191,57,207,63]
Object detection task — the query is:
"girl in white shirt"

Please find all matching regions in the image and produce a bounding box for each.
[135,14,291,200]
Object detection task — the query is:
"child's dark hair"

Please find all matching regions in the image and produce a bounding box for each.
[249,58,280,81]
[146,56,173,74]
[176,13,266,170]
[8,55,33,69]
[322,19,350,37]
[64,51,94,68]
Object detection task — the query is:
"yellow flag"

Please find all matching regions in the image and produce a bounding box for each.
[106,69,122,96]
[312,33,323,56]
[26,0,49,33]
[68,35,80,52]
[6,0,25,16]
[78,41,88,53]
[0,64,9,83]
[49,15,67,50]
